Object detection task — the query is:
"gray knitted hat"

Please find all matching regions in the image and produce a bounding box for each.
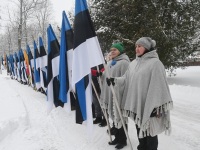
[135,37,156,50]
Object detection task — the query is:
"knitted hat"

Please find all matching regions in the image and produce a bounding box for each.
[111,43,124,53]
[135,37,156,50]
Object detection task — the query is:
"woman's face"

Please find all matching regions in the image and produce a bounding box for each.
[110,48,120,59]
[135,44,146,56]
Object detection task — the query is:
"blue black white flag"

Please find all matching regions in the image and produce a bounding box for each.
[17,51,22,82]
[59,11,74,111]
[9,54,15,78]
[14,52,19,80]
[19,49,28,84]
[47,25,64,113]
[39,37,48,91]
[33,41,41,90]
[72,0,105,126]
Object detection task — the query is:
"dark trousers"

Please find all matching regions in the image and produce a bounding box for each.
[136,125,158,150]
[92,94,102,118]
[115,124,127,144]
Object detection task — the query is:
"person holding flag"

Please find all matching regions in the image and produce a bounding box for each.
[72,0,105,131]
[100,42,130,149]
[91,65,106,126]
[111,37,173,150]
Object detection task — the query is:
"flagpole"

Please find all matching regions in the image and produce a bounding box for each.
[91,80,112,143]
[103,63,134,150]
[96,66,112,141]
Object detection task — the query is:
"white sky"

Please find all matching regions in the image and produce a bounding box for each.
[51,0,75,25]
[0,0,75,33]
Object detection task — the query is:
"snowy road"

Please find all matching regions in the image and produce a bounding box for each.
[0,67,200,150]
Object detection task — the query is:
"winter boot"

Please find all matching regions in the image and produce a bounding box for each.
[115,142,127,149]
[108,138,118,145]
[107,126,118,135]
[93,117,102,124]
[98,118,107,127]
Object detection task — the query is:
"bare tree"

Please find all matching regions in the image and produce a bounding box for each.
[0,0,53,54]
[33,0,53,47]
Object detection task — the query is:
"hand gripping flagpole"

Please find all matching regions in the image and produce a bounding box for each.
[91,78,112,143]
[103,63,133,150]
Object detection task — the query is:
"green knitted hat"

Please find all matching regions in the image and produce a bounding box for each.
[111,43,124,53]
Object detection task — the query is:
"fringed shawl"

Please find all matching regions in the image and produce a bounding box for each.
[115,50,173,137]
[100,53,130,128]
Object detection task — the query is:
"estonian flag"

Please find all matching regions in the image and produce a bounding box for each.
[39,37,48,91]
[6,55,10,74]
[17,51,22,81]
[20,49,28,83]
[72,0,105,125]
[14,52,19,80]
[47,25,64,113]
[33,41,41,90]
[9,54,15,78]
[59,11,74,111]
[26,45,34,86]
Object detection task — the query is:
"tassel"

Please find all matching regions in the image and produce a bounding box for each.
[157,107,159,115]
[137,118,141,127]
[144,130,146,137]
[164,103,167,112]
[134,116,137,124]
[167,102,170,110]
[160,106,162,114]
[139,130,143,138]
[147,128,150,136]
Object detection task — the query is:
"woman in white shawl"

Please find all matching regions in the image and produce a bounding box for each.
[100,42,130,149]
[112,37,173,150]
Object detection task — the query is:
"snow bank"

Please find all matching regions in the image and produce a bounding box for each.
[0,66,200,150]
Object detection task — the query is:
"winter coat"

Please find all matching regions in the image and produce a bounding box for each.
[100,53,130,128]
[115,50,173,138]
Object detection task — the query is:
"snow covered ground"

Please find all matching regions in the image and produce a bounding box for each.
[0,66,200,150]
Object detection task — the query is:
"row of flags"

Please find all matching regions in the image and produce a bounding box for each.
[1,0,105,128]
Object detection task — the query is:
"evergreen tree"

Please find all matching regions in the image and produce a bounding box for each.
[92,0,200,69]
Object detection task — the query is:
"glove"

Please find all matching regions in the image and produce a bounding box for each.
[110,78,115,86]
[96,71,102,77]
[106,77,115,86]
